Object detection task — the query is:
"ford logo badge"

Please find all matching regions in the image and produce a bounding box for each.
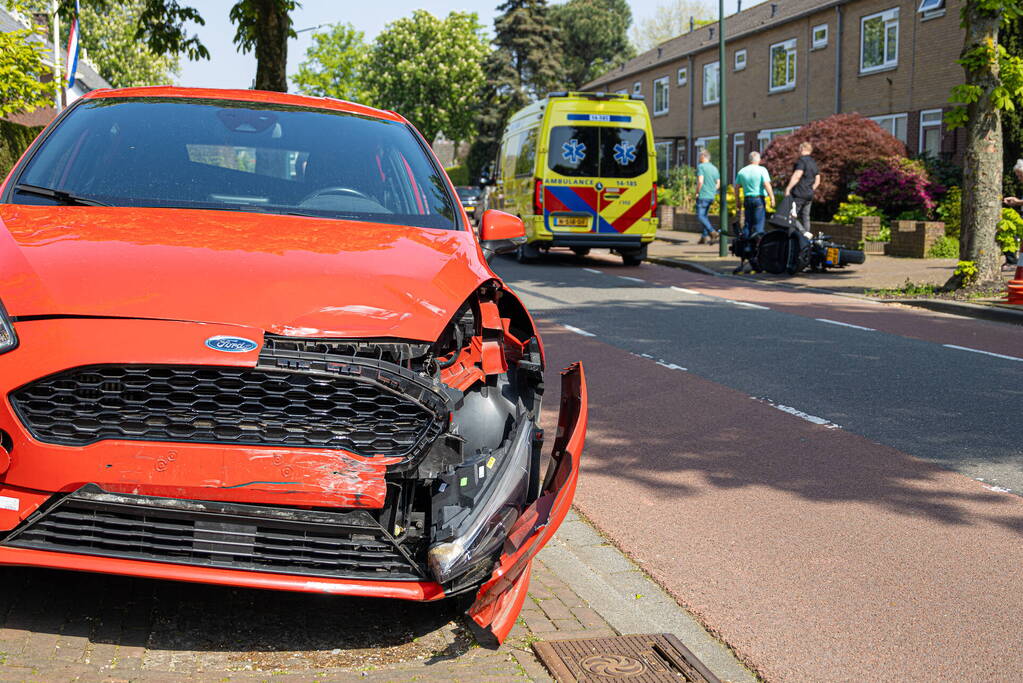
[205,336,259,353]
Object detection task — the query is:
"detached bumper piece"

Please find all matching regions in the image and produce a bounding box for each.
[2,484,423,581]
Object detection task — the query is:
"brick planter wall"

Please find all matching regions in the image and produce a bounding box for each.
[658,205,675,231]
[810,216,883,249]
[886,221,945,258]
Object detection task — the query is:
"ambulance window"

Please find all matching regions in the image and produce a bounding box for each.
[600,128,648,178]
[548,126,599,177]
[515,128,538,177]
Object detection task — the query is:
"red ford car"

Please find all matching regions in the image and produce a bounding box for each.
[0,87,586,645]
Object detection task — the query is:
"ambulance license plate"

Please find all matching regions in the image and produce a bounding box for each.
[554,216,589,227]
[826,247,840,265]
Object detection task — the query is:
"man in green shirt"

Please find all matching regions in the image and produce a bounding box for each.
[735,151,774,238]
[695,150,720,244]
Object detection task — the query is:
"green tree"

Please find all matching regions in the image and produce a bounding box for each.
[0,2,57,117]
[467,0,562,179]
[550,0,635,89]
[945,0,1023,286]
[76,0,180,87]
[230,0,298,92]
[364,10,488,145]
[293,22,368,102]
[1003,16,1022,196]
[631,0,712,52]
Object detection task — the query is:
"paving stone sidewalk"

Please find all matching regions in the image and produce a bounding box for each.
[0,511,754,683]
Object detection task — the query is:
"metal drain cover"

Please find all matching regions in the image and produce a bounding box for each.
[532,633,721,682]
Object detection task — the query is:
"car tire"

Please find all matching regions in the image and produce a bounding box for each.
[516,243,540,263]
[620,244,647,266]
[571,247,591,257]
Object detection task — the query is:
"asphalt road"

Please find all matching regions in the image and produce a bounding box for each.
[493,251,1023,682]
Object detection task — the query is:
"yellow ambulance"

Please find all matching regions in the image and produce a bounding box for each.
[491,91,658,265]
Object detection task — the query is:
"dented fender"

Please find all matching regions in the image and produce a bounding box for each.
[467,362,586,646]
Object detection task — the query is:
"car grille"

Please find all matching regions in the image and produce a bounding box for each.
[10,364,445,456]
[3,485,423,580]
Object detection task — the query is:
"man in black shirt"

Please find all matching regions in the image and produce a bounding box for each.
[784,142,820,232]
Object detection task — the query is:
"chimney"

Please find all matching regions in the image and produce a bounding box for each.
[738,0,743,11]
[709,26,714,39]
[657,47,663,58]
[771,3,778,17]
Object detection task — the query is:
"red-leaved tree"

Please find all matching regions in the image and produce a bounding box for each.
[761,113,906,217]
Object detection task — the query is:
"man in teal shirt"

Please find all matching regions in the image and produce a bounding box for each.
[735,151,774,238]
[695,150,720,244]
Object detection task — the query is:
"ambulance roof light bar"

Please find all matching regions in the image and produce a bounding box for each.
[546,91,641,101]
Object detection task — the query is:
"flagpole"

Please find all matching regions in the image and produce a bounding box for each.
[51,0,61,111]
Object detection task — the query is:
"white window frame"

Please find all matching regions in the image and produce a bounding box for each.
[677,67,688,86]
[812,24,828,49]
[653,76,670,115]
[918,109,943,155]
[633,81,642,95]
[860,8,900,74]
[655,140,673,177]
[734,49,747,71]
[769,39,797,93]
[757,126,797,153]
[733,133,745,173]
[918,0,944,15]
[869,113,908,142]
[703,61,720,105]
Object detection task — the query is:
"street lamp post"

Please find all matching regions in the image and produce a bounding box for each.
[718,0,728,256]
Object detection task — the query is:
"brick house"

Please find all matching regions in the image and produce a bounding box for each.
[583,0,963,179]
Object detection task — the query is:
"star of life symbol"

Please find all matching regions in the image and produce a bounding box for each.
[561,138,586,164]
[613,140,637,165]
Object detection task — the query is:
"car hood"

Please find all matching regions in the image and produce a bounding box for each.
[0,205,490,341]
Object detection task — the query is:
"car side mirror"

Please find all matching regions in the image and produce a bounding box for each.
[479,210,526,262]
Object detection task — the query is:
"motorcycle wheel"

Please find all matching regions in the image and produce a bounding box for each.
[839,249,866,266]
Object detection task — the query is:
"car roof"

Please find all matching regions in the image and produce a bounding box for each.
[83,86,407,125]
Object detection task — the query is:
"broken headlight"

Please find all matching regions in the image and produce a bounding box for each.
[0,300,17,354]
[427,416,532,585]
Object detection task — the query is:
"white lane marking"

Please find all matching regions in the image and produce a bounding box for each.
[815,318,876,331]
[619,275,644,283]
[627,350,687,371]
[670,286,700,295]
[982,484,1013,494]
[943,344,1023,362]
[562,324,596,337]
[582,268,602,274]
[754,397,841,429]
[656,361,687,371]
[726,299,770,310]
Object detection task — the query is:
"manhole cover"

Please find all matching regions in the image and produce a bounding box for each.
[532,633,721,682]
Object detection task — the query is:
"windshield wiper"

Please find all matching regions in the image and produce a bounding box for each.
[14,184,109,207]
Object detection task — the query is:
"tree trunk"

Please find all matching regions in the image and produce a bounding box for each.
[253,0,288,92]
[955,4,1002,286]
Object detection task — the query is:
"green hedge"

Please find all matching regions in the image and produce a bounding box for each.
[445,163,469,186]
[0,119,42,179]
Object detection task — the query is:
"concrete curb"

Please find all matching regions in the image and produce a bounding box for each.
[540,510,759,683]
[648,242,1023,326]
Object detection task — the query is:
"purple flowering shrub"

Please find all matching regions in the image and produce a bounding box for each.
[854,157,946,218]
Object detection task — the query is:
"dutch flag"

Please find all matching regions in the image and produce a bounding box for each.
[65,0,80,89]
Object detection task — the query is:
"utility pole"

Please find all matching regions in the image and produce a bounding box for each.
[717,0,728,256]
[51,0,61,111]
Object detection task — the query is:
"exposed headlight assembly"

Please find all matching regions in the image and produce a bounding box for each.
[0,300,17,354]
[427,417,532,585]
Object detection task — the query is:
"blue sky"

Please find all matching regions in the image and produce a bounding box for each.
[176,1,760,90]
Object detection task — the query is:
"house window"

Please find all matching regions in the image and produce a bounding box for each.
[633,81,642,95]
[653,77,670,115]
[918,0,944,13]
[861,8,899,73]
[695,136,721,166]
[655,141,673,178]
[869,113,908,142]
[733,133,745,174]
[677,145,688,167]
[769,39,797,92]
[677,67,688,86]
[919,109,943,156]
[757,127,797,153]
[734,49,747,71]
[703,61,720,105]
[812,24,828,49]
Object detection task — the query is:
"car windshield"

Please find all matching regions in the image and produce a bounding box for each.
[455,187,479,201]
[547,125,648,179]
[11,97,460,230]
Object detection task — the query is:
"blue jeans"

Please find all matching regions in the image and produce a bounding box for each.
[743,197,766,237]
[695,198,714,236]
